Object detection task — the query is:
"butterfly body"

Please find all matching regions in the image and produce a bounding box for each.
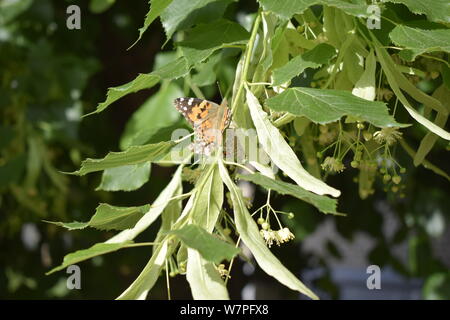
[174,97,231,155]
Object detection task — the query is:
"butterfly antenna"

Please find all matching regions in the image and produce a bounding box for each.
[217,81,224,100]
[217,81,232,101]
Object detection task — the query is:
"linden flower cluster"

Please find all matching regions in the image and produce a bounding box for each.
[217,264,230,279]
[260,228,295,248]
[373,127,403,146]
[321,156,345,173]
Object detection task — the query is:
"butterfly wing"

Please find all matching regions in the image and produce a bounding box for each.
[173,97,231,155]
[173,97,206,126]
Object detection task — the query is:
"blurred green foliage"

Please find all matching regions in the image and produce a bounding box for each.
[0,0,167,299]
[0,0,449,300]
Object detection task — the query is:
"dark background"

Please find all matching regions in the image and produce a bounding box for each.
[0,0,449,299]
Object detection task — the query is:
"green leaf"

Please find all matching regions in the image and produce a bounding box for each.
[297,124,322,178]
[231,54,254,130]
[89,0,116,13]
[265,87,408,128]
[160,0,235,40]
[182,164,229,299]
[192,54,221,87]
[73,141,175,176]
[151,56,190,80]
[237,173,341,215]
[374,42,450,141]
[414,85,449,166]
[272,43,335,86]
[154,179,183,245]
[385,0,450,24]
[284,26,316,51]
[323,6,341,48]
[189,164,223,232]
[293,117,311,136]
[374,39,447,115]
[257,0,368,20]
[120,82,182,150]
[117,239,172,299]
[85,57,188,116]
[96,162,151,191]
[46,241,151,275]
[85,74,159,117]
[131,0,174,47]
[250,161,276,179]
[271,26,290,70]
[177,244,188,272]
[170,225,239,264]
[186,248,230,299]
[47,167,183,297]
[323,18,360,88]
[178,19,250,65]
[389,25,450,61]
[46,221,87,230]
[352,50,376,101]
[155,143,193,167]
[338,15,367,86]
[0,0,33,25]
[105,165,184,243]
[218,160,319,300]
[246,87,340,197]
[46,203,150,231]
[251,12,277,94]
[400,140,450,181]
[127,119,190,147]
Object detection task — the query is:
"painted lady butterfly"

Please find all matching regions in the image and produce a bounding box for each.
[174,97,231,155]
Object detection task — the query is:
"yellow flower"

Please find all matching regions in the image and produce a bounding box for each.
[217,264,230,279]
[260,229,276,248]
[321,156,345,173]
[373,127,402,146]
[260,228,295,247]
[276,228,295,244]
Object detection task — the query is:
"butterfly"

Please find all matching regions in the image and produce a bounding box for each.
[173,97,232,155]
